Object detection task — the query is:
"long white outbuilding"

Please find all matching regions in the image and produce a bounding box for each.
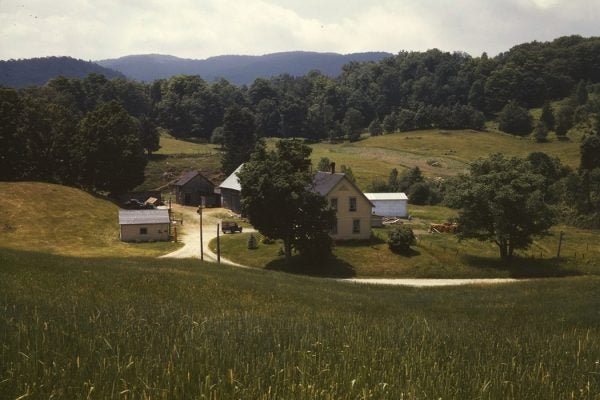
[364,192,409,218]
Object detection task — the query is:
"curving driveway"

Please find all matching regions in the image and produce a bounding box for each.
[161,204,525,287]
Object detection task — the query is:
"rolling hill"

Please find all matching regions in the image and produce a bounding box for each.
[96,51,392,84]
[0,56,124,88]
[0,182,177,257]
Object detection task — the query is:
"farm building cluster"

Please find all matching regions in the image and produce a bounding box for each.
[118,167,410,242]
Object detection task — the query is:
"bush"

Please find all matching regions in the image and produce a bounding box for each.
[247,233,258,250]
[498,101,533,136]
[387,226,416,254]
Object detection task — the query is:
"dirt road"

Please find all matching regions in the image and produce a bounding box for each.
[161,204,526,287]
[160,204,251,267]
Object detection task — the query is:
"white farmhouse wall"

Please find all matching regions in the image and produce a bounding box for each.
[120,223,170,242]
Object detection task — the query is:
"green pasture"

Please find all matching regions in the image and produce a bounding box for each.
[0,182,180,257]
[1,249,599,399]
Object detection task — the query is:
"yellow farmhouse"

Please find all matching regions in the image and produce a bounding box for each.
[313,170,373,240]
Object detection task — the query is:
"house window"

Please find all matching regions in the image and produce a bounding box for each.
[331,220,338,235]
[330,198,338,211]
[349,197,357,212]
[140,227,148,235]
[352,219,360,234]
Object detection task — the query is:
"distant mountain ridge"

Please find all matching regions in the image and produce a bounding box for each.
[0,56,124,88]
[96,51,393,84]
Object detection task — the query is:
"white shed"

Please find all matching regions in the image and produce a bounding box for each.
[118,209,170,242]
[364,193,408,218]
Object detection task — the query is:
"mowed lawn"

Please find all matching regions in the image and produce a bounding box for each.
[0,182,180,257]
[1,248,599,399]
[212,205,600,279]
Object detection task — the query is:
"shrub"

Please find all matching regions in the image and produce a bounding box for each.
[387,225,416,254]
[498,101,533,136]
[247,233,258,250]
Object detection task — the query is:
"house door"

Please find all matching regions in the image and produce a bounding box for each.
[184,193,191,204]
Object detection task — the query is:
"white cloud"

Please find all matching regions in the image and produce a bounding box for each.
[0,0,599,60]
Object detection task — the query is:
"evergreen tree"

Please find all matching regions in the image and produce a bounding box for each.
[533,121,549,143]
[540,101,555,130]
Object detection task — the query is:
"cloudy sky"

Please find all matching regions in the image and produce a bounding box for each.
[1,0,599,60]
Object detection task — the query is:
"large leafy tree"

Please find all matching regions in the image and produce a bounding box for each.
[453,154,554,260]
[77,101,147,193]
[0,88,26,180]
[221,105,256,175]
[238,139,335,263]
[497,101,533,136]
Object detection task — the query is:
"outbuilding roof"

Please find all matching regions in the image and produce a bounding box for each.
[218,164,243,191]
[174,170,199,186]
[118,209,170,225]
[365,192,408,201]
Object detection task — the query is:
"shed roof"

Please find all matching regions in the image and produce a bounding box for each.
[118,209,170,225]
[218,164,243,191]
[365,192,408,201]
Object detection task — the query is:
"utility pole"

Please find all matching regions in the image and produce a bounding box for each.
[197,203,204,261]
[556,230,564,258]
[216,223,221,264]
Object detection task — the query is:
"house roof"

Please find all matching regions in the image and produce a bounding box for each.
[312,171,374,206]
[218,164,243,191]
[365,192,408,201]
[118,209,170,225]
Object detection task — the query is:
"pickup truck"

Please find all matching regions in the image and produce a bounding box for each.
[221,221,243,234]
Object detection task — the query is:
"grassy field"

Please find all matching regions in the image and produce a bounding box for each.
[308,129,581,189]
[1,248,599,399]
[0,182,180,257]
[138,128,583,192]
[212,205,600,279]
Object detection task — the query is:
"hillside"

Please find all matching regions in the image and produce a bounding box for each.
[96,51,392,84]
[0,56,124,88]
[0,182,177,257]
[1,249,600,398]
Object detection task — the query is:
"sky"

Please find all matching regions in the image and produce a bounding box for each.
[0,0,599,61]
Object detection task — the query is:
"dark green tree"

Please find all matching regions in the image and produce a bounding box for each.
[238,140,335,263]
[77,101,147,193]
[555,104,574,138]
[533,121,549,143]
[580,135,600,171]
[540,101,555,130]
[368,118,383,136]
[317,157,332,172]
[453,154,554,260]
[497,101,533,136]
[0,88,26,180]
[221,106,256,175]
[138,115,160,156]
[342,107,364,141]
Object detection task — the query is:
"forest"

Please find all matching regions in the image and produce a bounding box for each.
[1,35,600,226]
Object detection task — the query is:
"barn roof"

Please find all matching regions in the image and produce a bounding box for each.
[118,209,170,225]
[365,193,408,201]
[218,164,243,191]
[173,170,202,186]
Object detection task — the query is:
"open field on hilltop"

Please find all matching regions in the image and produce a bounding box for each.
[0,182,180,257]
[211,205,600,279]
[309,130,582,189]
[1,248,600,399]
[141,128,583,191]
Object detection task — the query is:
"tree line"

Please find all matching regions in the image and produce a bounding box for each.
[3,35,600,193]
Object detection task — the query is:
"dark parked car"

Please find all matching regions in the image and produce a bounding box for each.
[221,221,243,234]
[124,199,154,209]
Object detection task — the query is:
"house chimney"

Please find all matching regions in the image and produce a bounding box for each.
[330,162,336,174]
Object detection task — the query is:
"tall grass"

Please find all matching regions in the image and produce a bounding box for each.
[1,249,599,399]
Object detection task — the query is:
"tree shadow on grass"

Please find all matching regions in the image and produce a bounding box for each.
[264,255,356,278]
[462,255,582,278]
[390,247,422,258]
[148,154,169,161]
